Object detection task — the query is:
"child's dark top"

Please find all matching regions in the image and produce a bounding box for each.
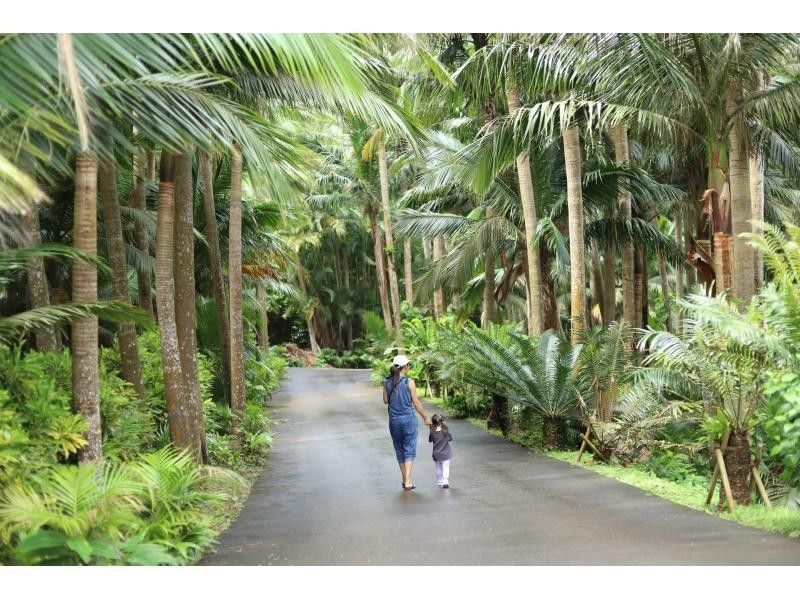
[428,426,453,461]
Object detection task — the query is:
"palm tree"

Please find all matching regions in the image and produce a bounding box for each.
[563,124,587,342]
[21,208,60,351]
[71,153,102,462]
[228,144,246,423]
[98,128,145,402]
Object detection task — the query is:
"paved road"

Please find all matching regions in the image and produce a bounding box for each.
[202,368,800,565]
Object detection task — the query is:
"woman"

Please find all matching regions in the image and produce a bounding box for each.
[383,354,431,490]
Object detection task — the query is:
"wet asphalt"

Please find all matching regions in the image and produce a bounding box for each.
[201,368,800,565]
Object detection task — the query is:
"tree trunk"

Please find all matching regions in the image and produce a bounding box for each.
[749,151,765,292]
[486,394,509,437]
[132,148,153,316]
[674,210,684,334]
[563,125,587,343]
[634,245,644,330]
[403,237,413,308]
[727,88,755,304]
[609,125,635,337]
[505,79,543,335]
[541,249,563,334]
[257,282,269,351]
[155,151,194,452]
[433,236,446,318]
[590,244,604,327]
[22,208,60,351]
[229,144,246,423]
[602,240,616,326]
[658,251,671,332]
[343,249,352,350]
[377,140,402,332]
[72,155,102,462]
[369,211,393,333]
[723,430,752,506]
[542,416,566,450]
[99,141,145,403]
[482,248,496,328]
[199,150,231,402]
[422,237,432,261]
[173,149,205,461]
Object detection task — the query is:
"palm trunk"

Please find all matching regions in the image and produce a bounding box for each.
[609,125,636,336]
[173,148,205,461]
[541,249,563,334]
[229,144,246,422]
[343,249,352,350]
[433,236,446,318]
[542,416,566,450]
[721,430,752,506]
[155,151,194,451]
[486,394,509,437]
[563,125,587,343]
[422,237,432,261]
[403,237,413,308]
[377,140,402,332]
[675,210,684,334]
[727,89,755,304]
[22,208,60,351]
[199,151,231,402]
[99,141,145,403]
[369,211,393,333]
[482,249,496,328]
[71,155,102,462]
[257,282,269,351]
[602,240,616,326]
[132,148,153,316]
[295,256,320,354]
[657,252,671,332]
[749,152,765,292]
[505,79,543,335]
[590,245,604,326]
[634,246,644,330]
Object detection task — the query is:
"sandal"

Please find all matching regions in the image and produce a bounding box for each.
[403,483,416,490]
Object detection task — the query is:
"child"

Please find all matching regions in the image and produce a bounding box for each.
[428,414,453,488]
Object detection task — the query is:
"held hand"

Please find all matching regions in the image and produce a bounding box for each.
[423,417,431,426]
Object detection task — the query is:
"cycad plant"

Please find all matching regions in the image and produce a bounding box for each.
[452,325,582,449]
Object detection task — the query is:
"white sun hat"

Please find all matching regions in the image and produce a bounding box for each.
[392,354,411,368]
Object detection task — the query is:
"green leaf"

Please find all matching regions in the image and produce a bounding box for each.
[66,536,94,564]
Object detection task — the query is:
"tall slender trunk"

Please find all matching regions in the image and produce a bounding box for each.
[229,144,245,422]
[541,249,563,334]
[609,125,635,334]
[482,248,496,328]
[377,140,402,332]
[72,155,102,462]
[199,151,231,402]
[590,245,604,326]
[257,282,269,351]
[675,210,684,334]
[602,240,616,326]
[433,236,446,318]
[369,211,393,333]
[749,151,765,291]
[156,151,193,451]
[422,237,432,261]
[173,148,205,461]
[132,147,153,316]
[634,246,644,330]
[22,208,60,351]
[658,252,671,332]
[505,79,543,335]
[727,89,755,304]
[99,138,145,402]
[343,249,352,350]
[294,255,320,354]
[403,237,413,308]
[563,125,587,343]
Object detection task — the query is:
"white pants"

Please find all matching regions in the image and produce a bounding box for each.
[434,459,450,484]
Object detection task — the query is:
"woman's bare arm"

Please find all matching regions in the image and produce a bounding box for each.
[383,387,389,405]
[408,379,431,425]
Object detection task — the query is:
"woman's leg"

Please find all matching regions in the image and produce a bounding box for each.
[401,416,418,487]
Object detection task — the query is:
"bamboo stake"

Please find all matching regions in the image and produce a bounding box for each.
[748,442,761,494]
[715,447,736,512]
[705,429,732,505]
[750,443,772,509]
[577,425,590,462]
[579,429,608,463]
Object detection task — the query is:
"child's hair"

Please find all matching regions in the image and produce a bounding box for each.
[431,413,448,433]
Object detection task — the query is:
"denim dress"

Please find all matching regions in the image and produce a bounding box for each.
[385,377,418,463]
